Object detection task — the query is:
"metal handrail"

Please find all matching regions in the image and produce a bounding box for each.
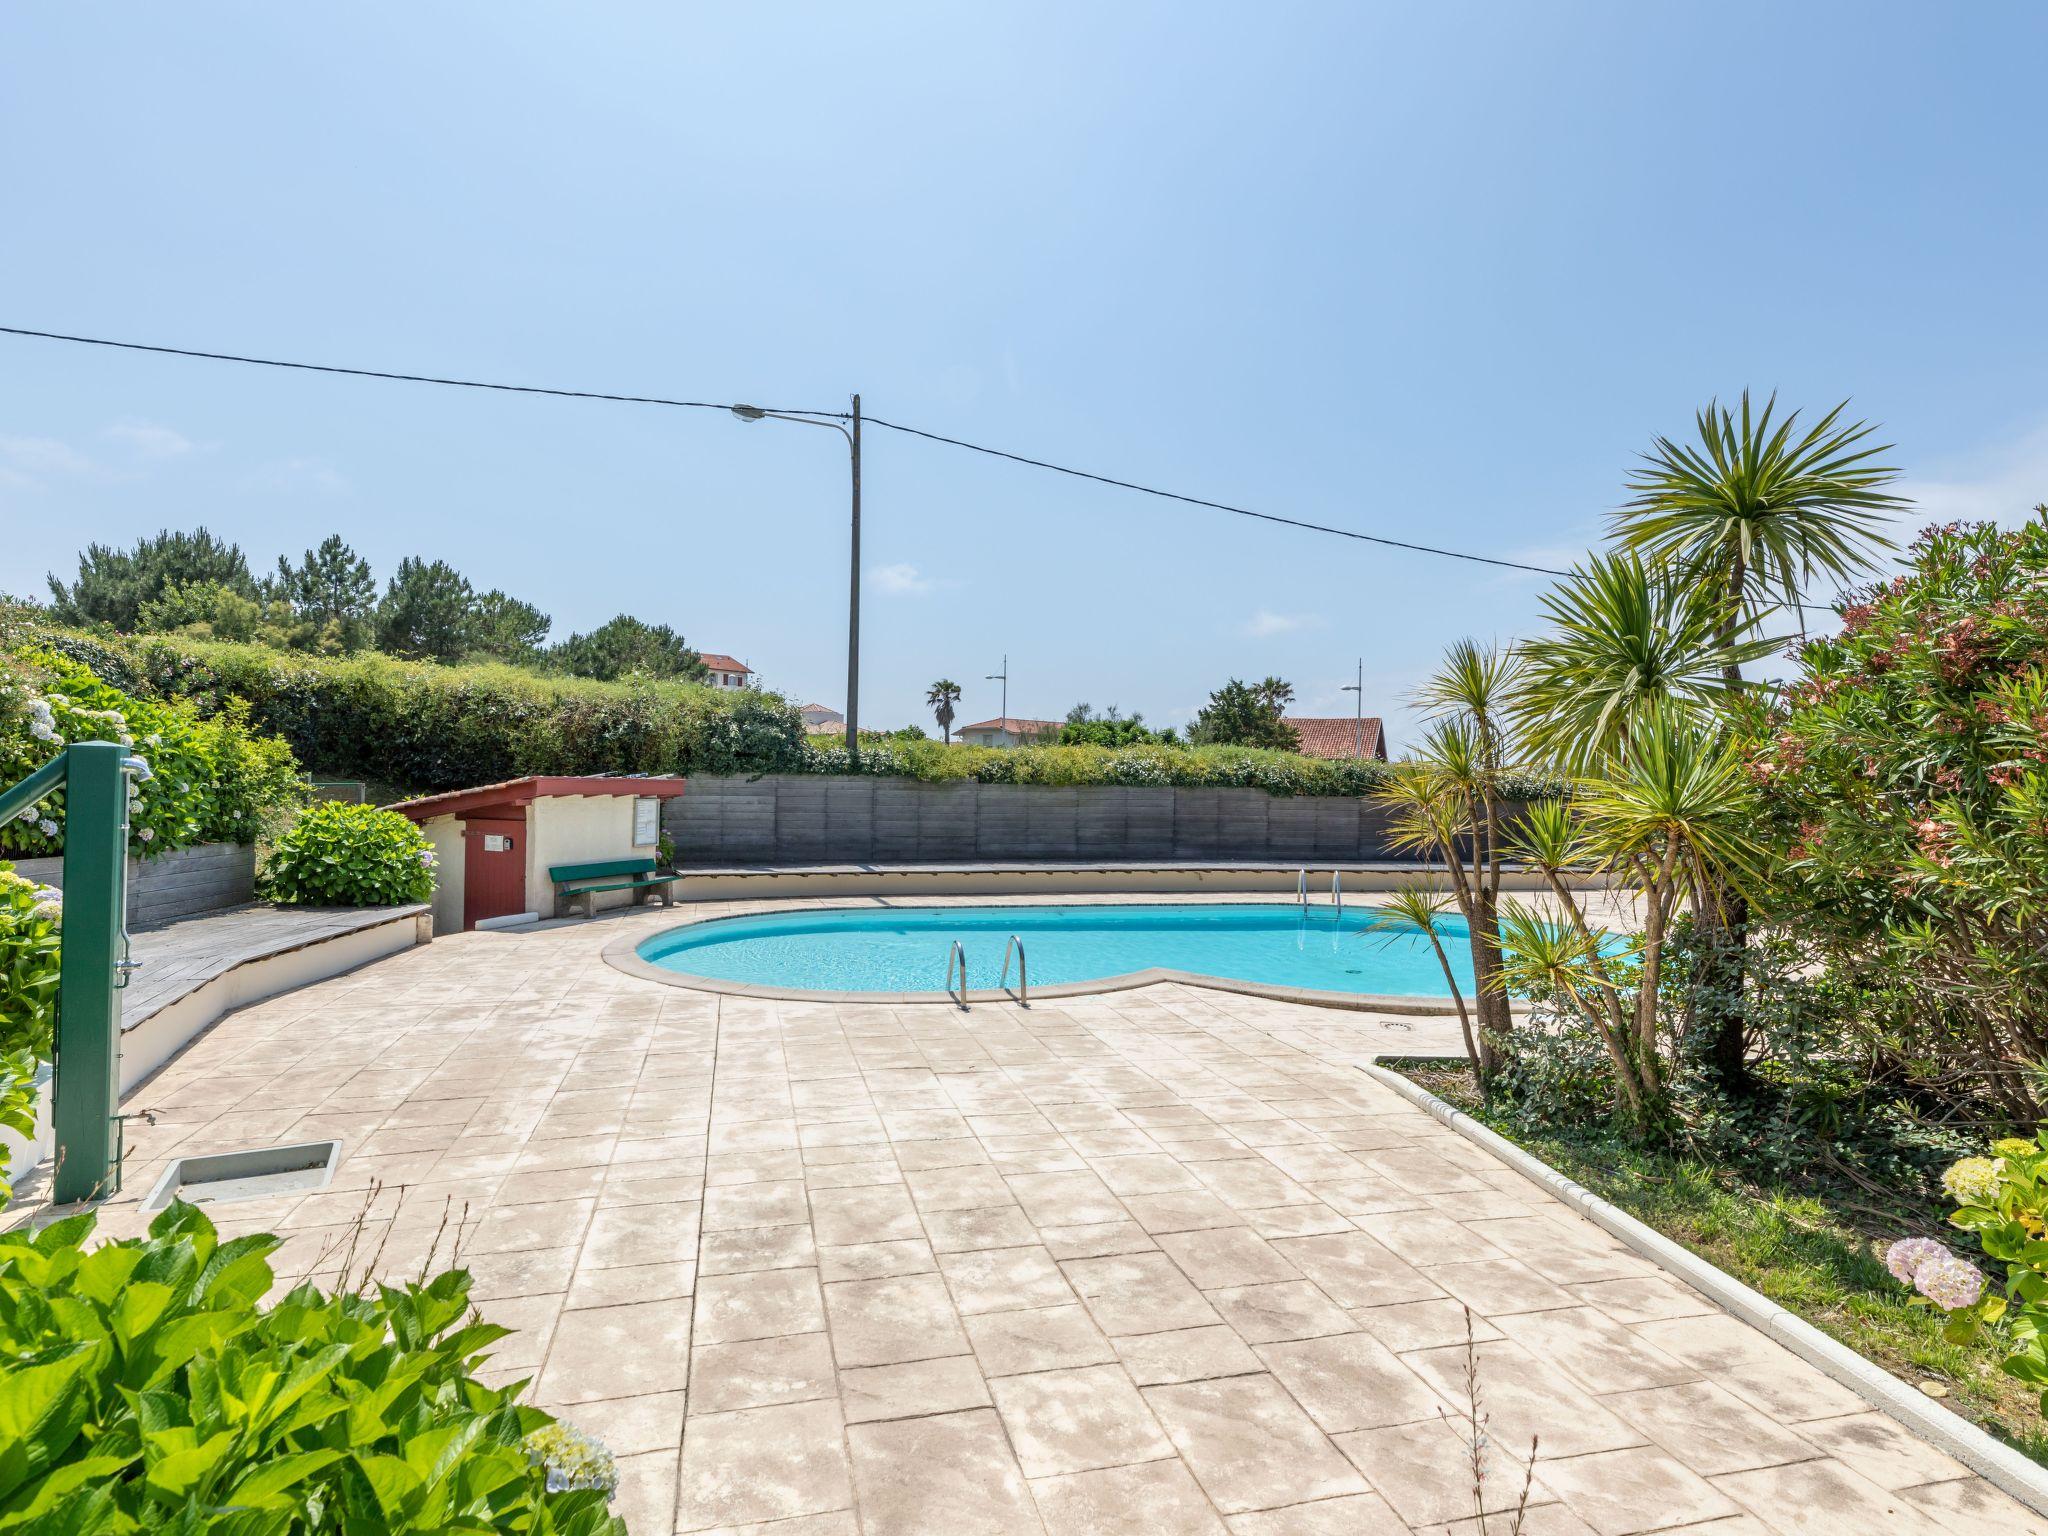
[1331,868,1343,917]
[1296,867,1308,910]
[945,940,969,1010]
[1000,935,1028,1007]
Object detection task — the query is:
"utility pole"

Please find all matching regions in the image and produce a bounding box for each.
[986,655,1008,738]
[847,394,861,766]
[1341,658,1363,759]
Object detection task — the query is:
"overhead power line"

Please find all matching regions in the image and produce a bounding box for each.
[860,414,1567,575]
[0,322,1567,577]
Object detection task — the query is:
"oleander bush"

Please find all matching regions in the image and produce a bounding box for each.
[262,802,438,907]
[0,1201,625,1534]
[0,647,304,860]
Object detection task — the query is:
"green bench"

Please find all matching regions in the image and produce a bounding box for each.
[548,857,677,919]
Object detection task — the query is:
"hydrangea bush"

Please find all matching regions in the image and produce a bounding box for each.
[262,801,437,907]
[0,647,302,860]
[0,862,59,1203]
[1887,1134,2048,1407]
[0,1201,625,1534]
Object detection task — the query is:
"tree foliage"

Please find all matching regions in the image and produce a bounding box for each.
[549,614,704,682]
[1187,677,1299,750]
[47,527,255,632]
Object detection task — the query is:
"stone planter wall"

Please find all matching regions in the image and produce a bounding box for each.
[665,775,1461,866]
[10,841,257,928]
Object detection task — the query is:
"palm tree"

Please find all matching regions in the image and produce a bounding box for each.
[1612,391,1904,1089]
[1515,552,1776,773]
[926,679,962,744]
[1376,640,1522,1078]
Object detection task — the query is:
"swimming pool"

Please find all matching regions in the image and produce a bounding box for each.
[632,902,1474,999]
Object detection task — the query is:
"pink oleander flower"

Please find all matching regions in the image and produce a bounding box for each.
[1885,1238,1948,1286]
[1915,1252,1987,1312]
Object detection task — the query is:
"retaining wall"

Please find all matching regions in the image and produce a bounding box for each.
[666,775,1450,865]
[11,841,256,928]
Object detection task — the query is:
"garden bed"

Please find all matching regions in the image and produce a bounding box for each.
[1389,1059,2048,1466]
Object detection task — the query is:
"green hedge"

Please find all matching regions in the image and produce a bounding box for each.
[0,645,304,860]
[263,801,438,907]
[37,631,809,793]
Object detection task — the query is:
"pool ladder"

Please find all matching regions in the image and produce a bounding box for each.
[1000,934,1029,1007]
[1297,868,1343,915]
[945,941,969,1010]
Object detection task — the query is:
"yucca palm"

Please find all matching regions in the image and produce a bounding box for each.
[1374,641,1522,1075]
[1615,390,1905,655]
[1515,553,1776,773]
[1361,884,1482,1085]
[926,679,962,744]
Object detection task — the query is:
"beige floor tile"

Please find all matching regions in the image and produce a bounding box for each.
[1157,1227,1303,1289]
[1039,1219,1161,1257]
[691,1332,838,1414]
[1536,1445,1741,1534]
[1903,1474,2048,1536]
[1350,1210,1506,1267]
[611,1448,677,1536]
[467,1196,595,1254]
[991,1364,1176,1477]
[908,1164,1019,1210]
[1335,1417,1551,1527]
[1090,1153,1206,1197]
[1144,1373,1369,1513]
[1492,1306,1697,1394]
[841,1354,993,1423]
[1601,1381,1818,1477]
[538,1299,692,1403]
[1030,1459,1230,1535]
[1427,1257,1580,1317]
[823,1273,971,1366]
[702,1179,810,1232]
[1632,1316,1867,1422]
[1254,1331,1445,1432]
[1405,1339,1643,1460]
[1207,1282,1355,1344]
[925,1205,1042,1252]
[564,1259,695,1310]
[1571,1273,1715,1324]
[1122,1192,1247,1234]
[845,1408,1045,1536]
[1008,1170,1131,1226]
[1794,1411,1971,1492]
[966,1303,1119,1377]
[818,1237,938,1281]
[1223,1491,1410,1534]
[809,1183,923,1244]
[699,1223,818,1276]
[1349,1297,1503,1353]
[543,1388,685,1455]
[1270,1231,1444,1308]
[1115,1325,1266,1387]
[940,1245,1077,1314]
[693,1268,827,1345]
[675,1397,853,1533]
[1063,1252,1223,1336]
[579,1200,700,1268]
[1715,1457,1956,1534]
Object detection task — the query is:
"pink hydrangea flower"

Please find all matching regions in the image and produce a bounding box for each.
[1914,1253,1986,1312]
[1885,1238,1948,1285]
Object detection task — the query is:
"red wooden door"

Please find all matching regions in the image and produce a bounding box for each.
[463,816,527,930]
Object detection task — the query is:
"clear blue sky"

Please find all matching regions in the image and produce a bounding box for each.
[4,3,2045,746]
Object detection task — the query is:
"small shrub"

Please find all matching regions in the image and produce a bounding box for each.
[264,801,437,907]
[0,1201,625,1533]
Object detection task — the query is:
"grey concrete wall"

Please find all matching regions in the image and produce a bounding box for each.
[665,775,1421,865]
[12,841,257,929]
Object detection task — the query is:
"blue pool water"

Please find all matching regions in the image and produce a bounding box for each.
[636,903,1475,997]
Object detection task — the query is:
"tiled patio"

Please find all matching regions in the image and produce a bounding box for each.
[50,899,2047,1535]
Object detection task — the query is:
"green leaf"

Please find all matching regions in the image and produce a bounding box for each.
[0,1346,95,1503]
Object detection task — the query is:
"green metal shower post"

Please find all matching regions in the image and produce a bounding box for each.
[51,741,127,1202]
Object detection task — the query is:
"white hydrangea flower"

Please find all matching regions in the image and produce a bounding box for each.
[137,826,155,842]
[37,819,59,837]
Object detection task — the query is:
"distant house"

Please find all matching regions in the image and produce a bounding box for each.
[801,703,844,732]
[1283,716,1388,761]
[958,716,1063,748]
[699,653,754,690]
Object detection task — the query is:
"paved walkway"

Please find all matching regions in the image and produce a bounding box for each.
[57,902,2046,1535]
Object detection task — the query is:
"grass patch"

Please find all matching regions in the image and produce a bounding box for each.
[1394,1062,2048,1466]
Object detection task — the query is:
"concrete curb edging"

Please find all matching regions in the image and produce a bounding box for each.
[1362,1061,2048,1518]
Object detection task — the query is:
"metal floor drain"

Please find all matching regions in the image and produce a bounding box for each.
[141,1139,342,1212]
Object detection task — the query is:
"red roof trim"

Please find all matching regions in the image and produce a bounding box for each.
[387,775,689,820]
[698,653,750,674]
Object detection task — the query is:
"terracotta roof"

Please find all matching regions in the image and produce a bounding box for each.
[385,775,689,820]
[960,717,1064,735]
[1283,716,1387,760]
[699,653,751,675]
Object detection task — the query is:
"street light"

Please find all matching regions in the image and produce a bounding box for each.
[731,396,863,764]
[986,655,1008,737]
[1340,657,1363,759]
